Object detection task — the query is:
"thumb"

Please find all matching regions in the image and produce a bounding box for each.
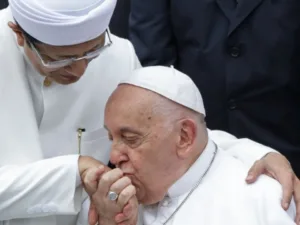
[88,202,99,225]
[83,166,105,195]
[246,160,265,184]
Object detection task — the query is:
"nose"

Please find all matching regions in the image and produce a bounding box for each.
[65,59,88,77]
[110,144,129,167]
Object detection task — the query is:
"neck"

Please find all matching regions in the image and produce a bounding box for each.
[182,137,209,177]
[166,137,215,199]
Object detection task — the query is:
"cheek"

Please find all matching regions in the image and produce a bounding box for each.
[130,146,162,180]
[48,68,65,77]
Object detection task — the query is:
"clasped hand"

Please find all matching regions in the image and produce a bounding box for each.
[81,163,138,225]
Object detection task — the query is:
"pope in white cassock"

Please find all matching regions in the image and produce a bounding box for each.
[0,0,299,225]
[88,66,297,225]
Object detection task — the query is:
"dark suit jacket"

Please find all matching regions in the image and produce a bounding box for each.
[0,0,8,9]
[130,0,300,174]
[109,0,131,38]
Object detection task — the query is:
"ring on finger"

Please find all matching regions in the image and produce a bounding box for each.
[108,191,119,201]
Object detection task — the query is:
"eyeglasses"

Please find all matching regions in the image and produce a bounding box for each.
[27,30,112,70]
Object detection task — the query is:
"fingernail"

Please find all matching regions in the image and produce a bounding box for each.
[283,203,289,209]
[246,175,253,180]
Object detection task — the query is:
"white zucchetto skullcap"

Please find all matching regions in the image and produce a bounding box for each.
[119,66,206,116]
[9,0,117,46]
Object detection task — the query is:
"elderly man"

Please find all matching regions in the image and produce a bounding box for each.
[0,1,299,225]
[85,66,297,225]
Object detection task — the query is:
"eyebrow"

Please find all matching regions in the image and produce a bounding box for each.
[104,125,143,135]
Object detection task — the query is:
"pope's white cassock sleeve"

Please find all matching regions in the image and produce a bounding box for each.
[208,129,277,167]
[258,189,296,224]
[0,155,82,220]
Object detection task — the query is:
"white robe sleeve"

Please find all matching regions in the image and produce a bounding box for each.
[0,155,82,220]
[76,197,90,225]
[208,129,278,167]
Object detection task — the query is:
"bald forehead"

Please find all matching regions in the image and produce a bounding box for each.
[106,84,188,118]
[108,85,158,107]
[105,85,156,119]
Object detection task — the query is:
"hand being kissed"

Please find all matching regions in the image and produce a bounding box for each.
[82,166,139,225]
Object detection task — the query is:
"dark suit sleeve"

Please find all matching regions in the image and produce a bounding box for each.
[129,0,177,67]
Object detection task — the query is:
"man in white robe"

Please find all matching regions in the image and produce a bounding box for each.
[0,0,299,225]
[1,1,139,225]
[87,66,297,225]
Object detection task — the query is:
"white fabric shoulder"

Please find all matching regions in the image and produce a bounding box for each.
[208,129,277,167]
[245,174,296,224]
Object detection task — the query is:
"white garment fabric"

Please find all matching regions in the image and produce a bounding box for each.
[9,0,117,45]
[0,6,279,225]
[141,139,296,225]
[120,66,206,116]
[0,7,140,225]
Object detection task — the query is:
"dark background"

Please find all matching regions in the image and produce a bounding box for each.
[0,0,8,9]
[109,0,131,39]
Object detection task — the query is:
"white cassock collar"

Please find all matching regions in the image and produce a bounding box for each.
[167,138,217,198]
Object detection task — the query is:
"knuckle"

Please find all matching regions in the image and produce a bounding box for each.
[101,173,110,183]
[91,194,98,202]
[250,160,261,171]
[123,176,132,184]
[131,185,136,194]
[83,176,89,184]
[127,185,136,195]
[119,190,129,200]
[284,170,295,181]
[114,168,123,176]
[287,169,295,177]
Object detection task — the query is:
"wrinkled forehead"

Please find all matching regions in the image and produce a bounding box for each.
[105,85,156,124]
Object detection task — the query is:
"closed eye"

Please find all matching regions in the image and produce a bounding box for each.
[122,136,139,145]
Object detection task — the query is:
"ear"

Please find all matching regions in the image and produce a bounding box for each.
[8,21,25,47]
[175,119,197,159]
